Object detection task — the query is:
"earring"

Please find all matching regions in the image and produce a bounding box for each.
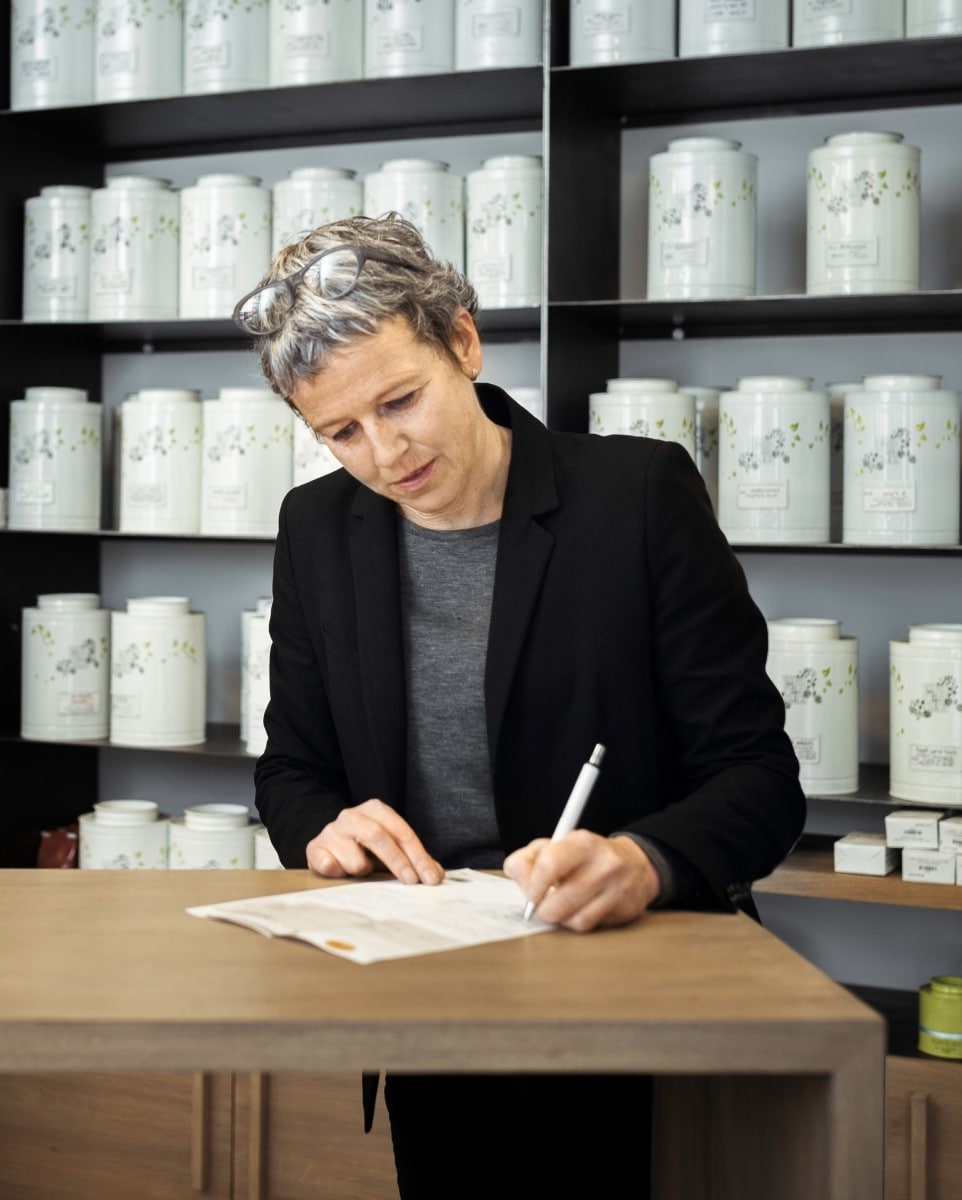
[470,367,479,381]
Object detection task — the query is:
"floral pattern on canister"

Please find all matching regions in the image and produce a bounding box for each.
[779,661,857,708]
[112,638,200,679]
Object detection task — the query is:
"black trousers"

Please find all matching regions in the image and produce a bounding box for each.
[383,1071,652,1199]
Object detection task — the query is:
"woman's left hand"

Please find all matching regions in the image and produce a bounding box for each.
[503,832,661,931]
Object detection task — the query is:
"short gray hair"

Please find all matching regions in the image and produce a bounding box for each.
[250,213,479,404]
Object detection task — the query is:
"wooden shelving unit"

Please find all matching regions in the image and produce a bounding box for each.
[756,837,962,910]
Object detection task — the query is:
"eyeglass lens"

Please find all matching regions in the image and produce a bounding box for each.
[235,246,365,331]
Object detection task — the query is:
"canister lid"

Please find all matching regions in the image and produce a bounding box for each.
[767,618,841,641]
[377,158,449,173]
[132,389,201,405]
[21,386,90,405]
[192,173,262,188]
[36,592,101,611]
[665,136,743,153]
[93,799,160,826]
[737,376,813,393]
[126,596,191,616]
[478,155,543,171]
[184,803,251,831]
[36,185,93,199]
[216,387,280,404]
[908,624,962,647]
[862,374,941,392]
[104,175,172,191]
[824,131,904,146]
[285,166,357,181]
[607,378,677,393]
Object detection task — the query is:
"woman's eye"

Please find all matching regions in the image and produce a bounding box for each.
[331,423,357,443]
[386,392,415,413]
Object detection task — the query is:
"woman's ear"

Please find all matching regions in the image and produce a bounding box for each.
[450,307,482,379]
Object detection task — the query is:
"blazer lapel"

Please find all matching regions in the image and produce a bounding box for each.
[349,489,407,805]
[484,395,560,757]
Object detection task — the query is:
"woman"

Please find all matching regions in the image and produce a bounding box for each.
[237,213,805,1195]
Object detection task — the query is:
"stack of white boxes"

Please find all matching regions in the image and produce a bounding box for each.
[834,811,962,884]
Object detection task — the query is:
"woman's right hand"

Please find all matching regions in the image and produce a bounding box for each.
[305,798,443,885]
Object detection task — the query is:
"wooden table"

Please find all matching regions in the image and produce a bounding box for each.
[0,870,884,1200]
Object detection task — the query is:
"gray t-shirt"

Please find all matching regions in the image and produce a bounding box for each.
[397,517,503,868]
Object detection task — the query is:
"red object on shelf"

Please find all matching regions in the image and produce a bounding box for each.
[37,825,79,869]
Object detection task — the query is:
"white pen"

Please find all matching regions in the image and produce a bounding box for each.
[522,743,606,924]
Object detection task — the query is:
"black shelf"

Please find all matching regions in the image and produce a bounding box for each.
[1,723,252,760]
[548,290,962,340]
[551,37,962,126]
[0,66,544,161]
[0,305,541,350]
[732,541,962,556]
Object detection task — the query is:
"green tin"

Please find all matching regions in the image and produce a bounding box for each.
[919,976,962,1061]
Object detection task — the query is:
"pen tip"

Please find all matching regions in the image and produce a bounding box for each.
[522,900,535,924]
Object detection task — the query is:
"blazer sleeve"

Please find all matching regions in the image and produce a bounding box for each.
[253,490,352,868]
[619,441,806,908]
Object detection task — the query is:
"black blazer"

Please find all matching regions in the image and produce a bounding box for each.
[255,384,806,909]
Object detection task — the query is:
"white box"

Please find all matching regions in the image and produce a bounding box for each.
[938,815,962,852]
[902,847,957,885]
[885,809,944,849]
[834,832,898,876]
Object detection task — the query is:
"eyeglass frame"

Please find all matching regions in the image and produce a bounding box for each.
[231,243,426,335]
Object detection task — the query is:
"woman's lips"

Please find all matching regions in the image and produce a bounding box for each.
[393,459,435,491]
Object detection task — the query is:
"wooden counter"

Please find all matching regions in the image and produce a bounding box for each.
[0,870,884,1199]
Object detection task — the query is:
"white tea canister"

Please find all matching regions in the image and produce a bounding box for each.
[8,387,102,531]
[807,132,921,297]
[79,800,170,870]
[94,0,183,101]
[89,176,180,321]
[21,593,110,742]
[110,596,206,747]
[183,0,269,93]
[272,166,363,255]
[891,625,962,808]
[826,381,860,543]
[179,174,272,319]
[679,0,789,57]
[169,804,255,868]
[681,385,722,513]
[466,155,543,308]
[22,186,92,322]
[766,618,859,796]
[364,0,454,78]
[269,0,363,86]
[11,0,95,109]
[589,379,696,459]
[718,376,830,544]
[120,389,203,534]
[240,596,272,740]
[201,388,294,537]
[293,418,342,486]
[455,0,542,70]
[244,603,272,755]
[647,137,757,300]
[907,0,962,36]
[792,0,904,45]
[364,158,464,272]
[842,375,960,547]
[569,0,675,64]
[254,824,283,868]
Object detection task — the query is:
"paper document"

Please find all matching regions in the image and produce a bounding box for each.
[187,868,553,964]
